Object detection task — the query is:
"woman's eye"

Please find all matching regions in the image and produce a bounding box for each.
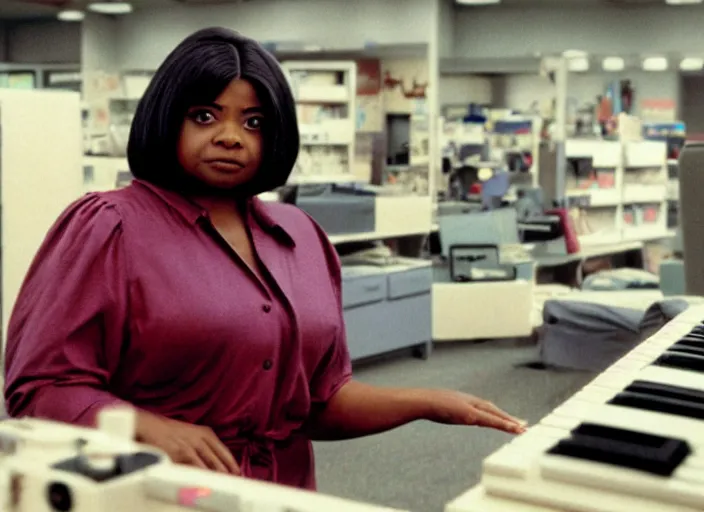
[245,116,263,130]
[190,110,215,124]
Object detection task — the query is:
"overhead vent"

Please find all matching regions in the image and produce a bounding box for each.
[12,0,71,5]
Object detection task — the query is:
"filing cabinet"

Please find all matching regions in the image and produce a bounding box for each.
[341,262,432,361]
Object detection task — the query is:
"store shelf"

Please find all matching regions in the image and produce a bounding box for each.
[328,228,431,244]
[622,226,673,242]
[566,188,620,207]
[296,85,349,104]
[299,120,353,145]
[624,140,666,168]
[283,61,357,185]
[623,185,667,204]
[578,232,625,247]
[566,139,620,167]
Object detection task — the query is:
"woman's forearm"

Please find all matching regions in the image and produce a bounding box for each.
[307,380,434,441]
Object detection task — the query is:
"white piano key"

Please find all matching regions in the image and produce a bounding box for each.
[555,401,704,450]
[571,387,617,404]
[483,437,553,479]
[588,371,635,391]
[610,357,652,370]
[484,459,702,512]
[539,412,581,431]
[636,365,704,392]
[540,454,704,510]
[507,425,566,449]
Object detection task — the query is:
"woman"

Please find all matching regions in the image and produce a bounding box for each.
[4,28,525,490]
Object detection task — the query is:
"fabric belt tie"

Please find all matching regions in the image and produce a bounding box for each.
[232,437,279,482]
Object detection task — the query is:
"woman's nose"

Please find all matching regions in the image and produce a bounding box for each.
[214,123,242,148]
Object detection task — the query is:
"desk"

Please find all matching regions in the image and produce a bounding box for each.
[532,240,644,268]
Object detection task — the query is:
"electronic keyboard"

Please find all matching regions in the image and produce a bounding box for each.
[446,304,704,512]
[0,409,407,512]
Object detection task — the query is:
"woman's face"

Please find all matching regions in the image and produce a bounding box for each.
[177,79,264,190]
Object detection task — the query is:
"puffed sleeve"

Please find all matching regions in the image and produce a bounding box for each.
[307,220,353,407]
[4,193,130,426]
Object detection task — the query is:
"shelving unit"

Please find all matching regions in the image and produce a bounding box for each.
[281,61,358,185]
[488,117,541,189]
[438,114,541,203]
[564,138,671,249]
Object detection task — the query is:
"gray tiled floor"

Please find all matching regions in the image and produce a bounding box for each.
[315,339,594,512]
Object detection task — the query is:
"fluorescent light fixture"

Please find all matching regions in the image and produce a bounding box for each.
[643,56,668,71]
[57,9,85,21]
[88,2,133,14]
[666,0,703,4]
[680,57,704,71]
[563,49,588,59]
[456,0,501,4]
[602,57,624,71]
[568,57,590,72]
[477,168,494,181]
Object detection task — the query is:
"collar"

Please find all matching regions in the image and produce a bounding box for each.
[133,179,295,247]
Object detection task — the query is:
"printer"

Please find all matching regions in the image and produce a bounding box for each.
[292,183,376,235]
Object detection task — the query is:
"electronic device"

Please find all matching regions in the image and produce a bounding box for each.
[448,244,516,283]
[0,408,407,512]
[339,244,399,267]
[446,304,704,512]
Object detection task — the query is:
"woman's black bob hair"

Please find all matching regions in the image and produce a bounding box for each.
[127,27,299,196]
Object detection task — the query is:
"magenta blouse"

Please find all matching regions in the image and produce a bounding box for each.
[4,179,353,490]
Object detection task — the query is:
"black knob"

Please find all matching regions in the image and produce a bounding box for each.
[47,482,73,512]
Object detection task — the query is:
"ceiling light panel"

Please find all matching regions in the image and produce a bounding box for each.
[643,56,668,71]
[57,9,85,21]
[88,2,134,15]
[602,57,624,72]
[666,0,703,5]
[681,57,704,71]
[568,57,589,72]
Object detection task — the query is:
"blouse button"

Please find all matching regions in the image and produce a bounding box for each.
[262,304,272,313]
[262,359,273,371]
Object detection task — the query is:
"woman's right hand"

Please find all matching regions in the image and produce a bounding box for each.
[135,410,241,475]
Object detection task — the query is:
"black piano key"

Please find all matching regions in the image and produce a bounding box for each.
[655,352,704,373]
[547,423,691,476]
[685,332,704,341]
[668,345,704,358]
[628,380,704,404]
[674,339,704,349]
[610,391,704,420]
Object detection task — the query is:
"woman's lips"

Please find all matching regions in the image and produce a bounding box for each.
[206,159,245,172]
